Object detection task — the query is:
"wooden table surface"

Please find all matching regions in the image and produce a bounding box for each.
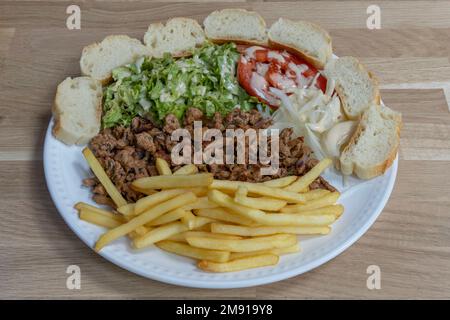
[1,1,450,299]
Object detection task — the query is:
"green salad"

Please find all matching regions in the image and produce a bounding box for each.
[102,42,262,128]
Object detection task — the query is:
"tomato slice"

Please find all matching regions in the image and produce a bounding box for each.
[237,46,328,109]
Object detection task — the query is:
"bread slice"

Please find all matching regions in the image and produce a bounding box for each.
[52,77,103,145]
[324,56,380,119]
[144,18,205,58]
[268,18,332,69]
[80,35,149,84]
[339,104,401,179]
[203,8,268,45]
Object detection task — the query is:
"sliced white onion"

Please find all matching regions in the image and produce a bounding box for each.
[304,124,326,160]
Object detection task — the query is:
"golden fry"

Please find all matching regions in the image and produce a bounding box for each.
[134,225,150,236]
[117,203,136,216]
[194,208,254,226]
[229,243,300,260]
[156,240,230,263]
[155,158,172,175]
[255,213,336,226]
[302,189,331,201]
[135,189,185,215]
[133,173,213,189]
[261,176,297,188]
[82,148,127,207]
[173,164,198,175]
[210,180,306,203]
[283,205,344,218]
[186,234,297,252]
[167,231,243,242]
[79,210,122,229]
[181,211,197,229]
[164,187,208,197]
[182,197,219,211]
[281,192,340,212]
[208,189,264,221]
[130,185,158,195]
[75,202,124,222]
[198,254,279,272]
[234,187,287,211]
[94,192,196,251]
[211,223,330,236]
[134,222,188,249]
[147,208,187,226]
[284,158,332,192]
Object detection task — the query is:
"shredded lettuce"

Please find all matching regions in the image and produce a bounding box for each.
[102,42,262,128]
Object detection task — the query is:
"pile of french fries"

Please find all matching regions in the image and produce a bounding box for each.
[76,148,343,272]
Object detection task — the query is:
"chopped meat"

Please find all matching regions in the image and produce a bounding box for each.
[90,131,118,158]
[93,184,107,195]
[184,107,204,126]
[131,117,154,133]
[82,178,97,187]
[92,194,115,207]
[87,107,335,206]
[163,114,180,134]
[114,147,146,170]
[135,132,156,153]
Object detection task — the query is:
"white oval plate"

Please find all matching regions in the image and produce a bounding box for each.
[44,117,397,289]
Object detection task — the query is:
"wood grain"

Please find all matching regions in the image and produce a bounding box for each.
[1,1,450,299]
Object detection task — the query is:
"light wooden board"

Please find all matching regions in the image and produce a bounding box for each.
[1,1,450,299]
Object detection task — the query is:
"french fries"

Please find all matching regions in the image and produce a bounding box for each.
[234,187,287,211]
[155,158,172,175]
[208,189,265,221]
[173,164,198,175]
[183,215,216,230]
[75,202,124,222]
[164,187,208,197]
[198,254,279,272]
[182,197,219,211]
[79,149,344,273]
[186,234,297,252]
[94,192,196,251]
[132,173,213,189]
[210,179,306,203]
[281,205,344,218]
[256,213,336,226]
[211,223,330,236]
[130,185,157,195]
[157,241,230,263]
[135,189,185,215]
[134,222,188,249]
[194,208,254,226]
[168,231,243,242]
[229,244,300,260]
[280,192,340,212]
[180,210,197,229]
[117,203,136,216]
[284,158,332,192]
[261,176,297,188]
[82,148,127,207]
[147,208,187,226]
[79,210,122,229]
[302,189,331,201]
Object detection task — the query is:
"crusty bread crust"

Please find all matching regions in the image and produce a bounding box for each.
[329,59,381,120]
[268,20,332,70]
[52,77,102,145]
[267,40,326,70]
[144,17,205,57]
[208,37,269,47]
[204,8,268,47]
[80,35,148,85]
[339,105,401,179]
